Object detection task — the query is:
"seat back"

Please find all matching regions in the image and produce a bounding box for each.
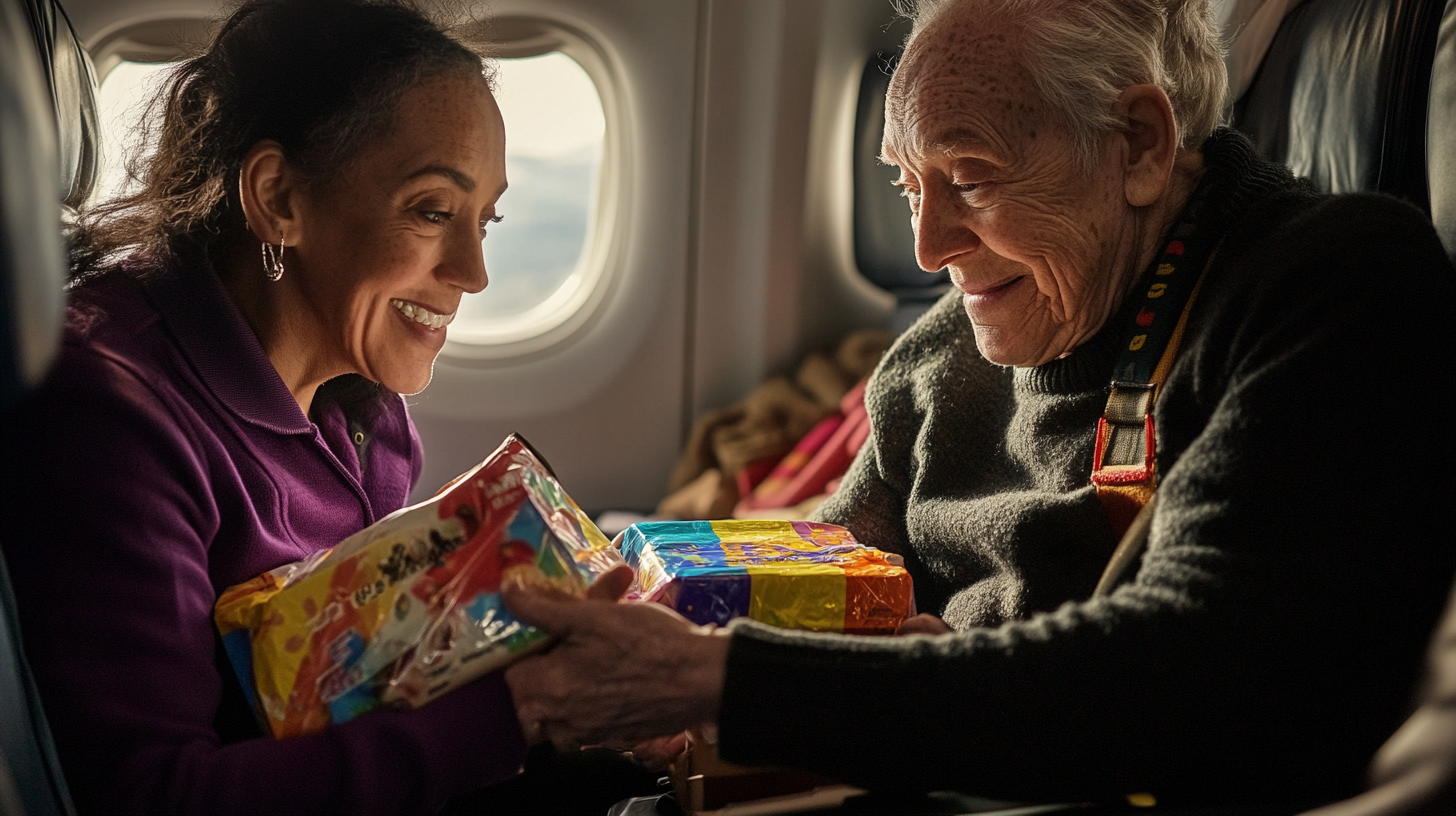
[1232,0,1444,210]
[0,0,87,813]
[18,0,99,213]
[1426,0,1456,261]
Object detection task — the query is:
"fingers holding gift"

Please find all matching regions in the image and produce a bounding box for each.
[503,585,731,750]
[585,563,635,602]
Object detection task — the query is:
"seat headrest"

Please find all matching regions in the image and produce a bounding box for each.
[19,0,100,212]
[1233,0,1443,210]
[1427,1,1456,265]
[1,0,67,406]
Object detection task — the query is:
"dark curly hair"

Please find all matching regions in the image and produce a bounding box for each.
[71,0,492,279]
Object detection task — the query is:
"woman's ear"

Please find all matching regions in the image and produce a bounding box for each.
[238,140,299,245]
[1114,84,1179,208]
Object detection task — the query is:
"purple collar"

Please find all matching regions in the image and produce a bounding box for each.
[140,248,314,436]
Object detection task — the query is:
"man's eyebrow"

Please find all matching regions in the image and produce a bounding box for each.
[927,129,995,154]
[405,164,476,192]
[882,128,1002,164]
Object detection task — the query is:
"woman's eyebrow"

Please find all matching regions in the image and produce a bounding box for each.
[405,164,476,192]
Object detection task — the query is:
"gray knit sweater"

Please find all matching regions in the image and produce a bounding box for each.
[716,131,1456,808]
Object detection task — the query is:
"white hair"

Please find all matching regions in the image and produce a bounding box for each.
[894,0,1228,170]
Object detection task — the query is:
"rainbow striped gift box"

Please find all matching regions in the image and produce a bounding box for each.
[621,520,913,634]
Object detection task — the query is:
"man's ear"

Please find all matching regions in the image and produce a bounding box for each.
[1114,84,1179,208]
[238,140,300,246]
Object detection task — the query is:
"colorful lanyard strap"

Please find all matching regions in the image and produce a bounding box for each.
[1091,195,1221,541]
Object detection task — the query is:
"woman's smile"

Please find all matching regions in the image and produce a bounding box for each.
[390,298,455,354]
[390,297,456,330]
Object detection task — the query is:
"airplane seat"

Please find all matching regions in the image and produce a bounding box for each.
[853,52,951,335]
[1231,0,1444,215]
[0,0,93,813]
[1426,0,1456,262]
[16,0,99,215]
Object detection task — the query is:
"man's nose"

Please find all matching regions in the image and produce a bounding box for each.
[914,187,979,273]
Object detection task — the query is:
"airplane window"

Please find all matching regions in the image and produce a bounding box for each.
[94,60,175,205]
[450,51,608,346]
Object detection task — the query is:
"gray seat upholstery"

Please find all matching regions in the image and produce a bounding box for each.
[17,0,99,213]
[1232,0,1444,211]
[1,0,90,813]
[1427,0,1456,262]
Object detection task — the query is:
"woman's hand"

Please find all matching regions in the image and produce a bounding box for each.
[896,613,952,635]
[503,566,730,751]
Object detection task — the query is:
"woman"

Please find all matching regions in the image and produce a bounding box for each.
[1,1,523,812]
[502,0,1456,809]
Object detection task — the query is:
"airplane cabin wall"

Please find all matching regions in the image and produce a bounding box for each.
[691,0,908,420]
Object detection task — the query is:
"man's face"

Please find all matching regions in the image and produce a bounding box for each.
[882,14,1144,367]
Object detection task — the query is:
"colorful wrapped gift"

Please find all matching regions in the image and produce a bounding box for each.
[621,520,913,634]
[214,434,620,739]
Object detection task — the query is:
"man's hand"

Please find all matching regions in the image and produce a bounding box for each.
[896,613,952,635]
[503,566,730,751]
[621,732,690,770]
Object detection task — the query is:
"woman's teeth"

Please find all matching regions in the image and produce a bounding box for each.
[390,299,455,330]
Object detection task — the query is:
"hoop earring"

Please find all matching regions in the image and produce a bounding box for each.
[262,233,285,282]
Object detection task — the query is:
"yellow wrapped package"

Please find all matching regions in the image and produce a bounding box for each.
[215,434,619,738]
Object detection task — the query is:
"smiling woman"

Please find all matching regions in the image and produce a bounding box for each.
[0,1,536,813]
[228,71,505,407]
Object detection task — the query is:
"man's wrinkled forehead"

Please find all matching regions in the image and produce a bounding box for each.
[882,10,1034,162]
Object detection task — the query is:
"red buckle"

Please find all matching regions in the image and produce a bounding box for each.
[1091,415,1156,485]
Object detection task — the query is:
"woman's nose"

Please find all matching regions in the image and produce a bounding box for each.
[914,187,979,273]
[442,224,489,294]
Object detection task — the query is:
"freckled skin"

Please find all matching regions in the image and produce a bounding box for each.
[883,9,1174,367]
[232,72,508,410]
[298,74,507,395]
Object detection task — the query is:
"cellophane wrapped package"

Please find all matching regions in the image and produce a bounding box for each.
[214,434,620,739]
[621,520,913,634]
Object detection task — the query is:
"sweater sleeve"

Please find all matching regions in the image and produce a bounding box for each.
[0,350,525,816]
[716,195,1456,806]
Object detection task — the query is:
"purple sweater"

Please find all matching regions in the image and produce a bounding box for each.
[0,254,527,815]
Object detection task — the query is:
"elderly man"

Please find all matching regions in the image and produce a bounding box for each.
[504,0,1455,807]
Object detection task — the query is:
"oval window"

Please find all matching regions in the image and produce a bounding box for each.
[449,51,608,346]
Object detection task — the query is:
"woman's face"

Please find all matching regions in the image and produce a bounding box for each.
[289,72,506,395]
[882,18,1155,368]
